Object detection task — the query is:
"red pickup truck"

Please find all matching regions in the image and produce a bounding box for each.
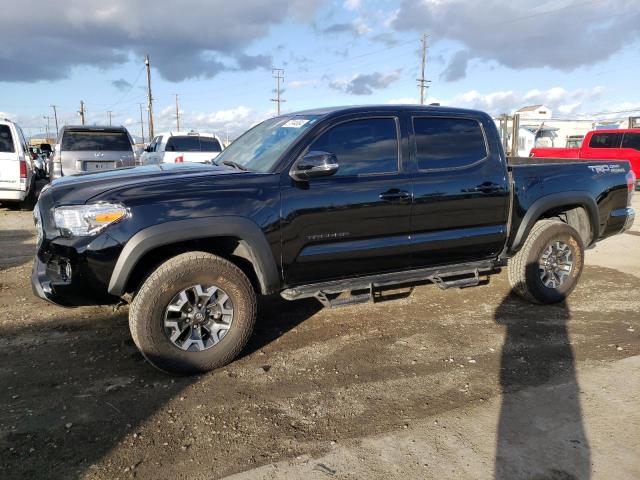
[531,129,640,189]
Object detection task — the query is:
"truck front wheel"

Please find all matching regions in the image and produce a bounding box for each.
[508,220,584,304]
[129,252,257,375]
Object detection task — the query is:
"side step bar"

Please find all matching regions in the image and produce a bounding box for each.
[281,261,495,308]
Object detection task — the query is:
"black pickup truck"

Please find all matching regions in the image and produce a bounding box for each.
[32,105,636,374]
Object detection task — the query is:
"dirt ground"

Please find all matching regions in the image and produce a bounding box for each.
[0,198,639,480]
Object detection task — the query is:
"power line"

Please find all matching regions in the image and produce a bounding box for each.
[50,105,59,137]
[417,33,431,105]
[145,54,154,138]
[78,100,86,125]
[271,68,285,115]
[173,93,181,130]
[43,116,51,142]
[138,103,146,143]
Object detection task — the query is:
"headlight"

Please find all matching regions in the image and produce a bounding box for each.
[53,203,129,237]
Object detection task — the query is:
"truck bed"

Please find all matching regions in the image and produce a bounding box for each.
[507,156,587,166]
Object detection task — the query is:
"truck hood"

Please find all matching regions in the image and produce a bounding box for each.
[46,163,245,205]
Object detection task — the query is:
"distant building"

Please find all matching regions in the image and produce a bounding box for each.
[502,106,595,156]
[515,105,553,120]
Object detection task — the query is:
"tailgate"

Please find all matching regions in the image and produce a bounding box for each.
[162,151,218,163]
[0,151,20,189]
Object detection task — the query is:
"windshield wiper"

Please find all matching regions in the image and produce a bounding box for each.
[214,159,250,171]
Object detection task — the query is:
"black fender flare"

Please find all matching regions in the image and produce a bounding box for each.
[107,216,280,296]
[510,192,600,253]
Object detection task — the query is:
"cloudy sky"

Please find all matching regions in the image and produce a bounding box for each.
[1,0,639,139]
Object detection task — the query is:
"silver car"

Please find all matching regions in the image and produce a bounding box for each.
[50,125,136,178]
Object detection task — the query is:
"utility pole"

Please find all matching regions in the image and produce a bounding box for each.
[43,116,51,142]
[417,33,431,105]
[50,105,59,137]
[225,125,229,146]
[271,68,285,116]
[173,94,181,130]
[145,54,154,138]
[138,103,146,143]
[107,111,113,126]
[78,100,86,125]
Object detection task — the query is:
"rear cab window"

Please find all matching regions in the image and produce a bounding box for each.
[62,130,132,151]
[0,125,15,153]
[621,132,640,151]
[200,136,222,152]
[413,117,487,170]
[166,136,200,152]
[588,133,622,149]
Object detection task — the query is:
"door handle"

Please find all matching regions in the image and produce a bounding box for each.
[470,184,504,194]
[379,189,411,202]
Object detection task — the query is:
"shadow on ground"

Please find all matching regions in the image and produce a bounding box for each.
[495,292,591,479]
[0,229,36,270]
[0,296,318,480]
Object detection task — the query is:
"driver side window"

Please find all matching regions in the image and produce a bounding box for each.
[308,118,399,177]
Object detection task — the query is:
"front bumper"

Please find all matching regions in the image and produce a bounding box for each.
[31,233,124,307]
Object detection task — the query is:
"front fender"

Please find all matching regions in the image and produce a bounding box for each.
[107,216,280,296]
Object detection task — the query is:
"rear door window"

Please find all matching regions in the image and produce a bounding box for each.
[200,136,222,152]
[62,130,132,151]
[413,117,487,170]
[588,133,622,149]
[165,136,200,152]
[621,132,640,151]
[0,125,15,153]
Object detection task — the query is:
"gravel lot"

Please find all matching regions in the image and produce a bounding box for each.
[0,198,638,480]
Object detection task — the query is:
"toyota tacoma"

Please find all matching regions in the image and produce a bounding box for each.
[32,105,636,375]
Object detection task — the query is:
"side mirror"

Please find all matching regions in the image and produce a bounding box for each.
[290,151,339,181]
[144,145,153,153]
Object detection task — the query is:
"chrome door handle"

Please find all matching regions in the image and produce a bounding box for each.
[379,189,411,202]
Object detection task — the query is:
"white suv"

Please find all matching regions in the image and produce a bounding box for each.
[0,118,36,208]
[140,131,224,165]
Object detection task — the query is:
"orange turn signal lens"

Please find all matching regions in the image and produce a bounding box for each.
[94,211,126,223]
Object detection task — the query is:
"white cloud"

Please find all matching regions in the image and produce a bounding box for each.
[392,0,640,80]
[387,97,419,104]
[288,79,319,89]
[153,105,267,139]
[344,0,362,11]
[353,17,372,35]
[425,86,604,117]
[0,0,325,82]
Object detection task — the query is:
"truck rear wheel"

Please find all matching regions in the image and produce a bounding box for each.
[129,252,257,375]
[508,219,584,304]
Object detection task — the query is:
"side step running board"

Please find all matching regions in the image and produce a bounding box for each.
[281,261,495,308]
[429,269,480,290]
[315,286,374,309]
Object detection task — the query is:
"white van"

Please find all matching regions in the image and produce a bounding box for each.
[140,131,223,165]
[0,118,36,208]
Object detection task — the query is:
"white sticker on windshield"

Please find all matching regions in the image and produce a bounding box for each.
[282,119,310,128]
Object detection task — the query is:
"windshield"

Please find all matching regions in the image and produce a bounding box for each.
[215,115,321,172]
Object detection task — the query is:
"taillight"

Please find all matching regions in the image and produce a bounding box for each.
[19,159,27,178]
[174,155,184,163]
[627,170,636,205]
[627,170,636,193]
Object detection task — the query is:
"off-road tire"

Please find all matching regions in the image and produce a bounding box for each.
[129,251,257,375]
[508,219,584,304]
